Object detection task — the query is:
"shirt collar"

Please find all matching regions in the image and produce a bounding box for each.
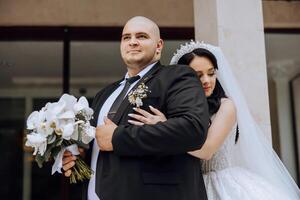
[120,62,157,85]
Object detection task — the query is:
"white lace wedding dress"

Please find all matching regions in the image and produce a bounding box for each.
[202,123,292,200]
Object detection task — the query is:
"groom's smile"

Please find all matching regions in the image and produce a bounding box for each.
[127,49,142,54]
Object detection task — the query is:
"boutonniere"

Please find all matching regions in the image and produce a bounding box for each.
[128,83,151,107]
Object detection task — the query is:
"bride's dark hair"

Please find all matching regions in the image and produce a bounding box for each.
[177,48,226,116]
[177,48,239,142]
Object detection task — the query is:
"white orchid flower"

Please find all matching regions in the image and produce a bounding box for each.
[59,94,77,111]
[47,101,65,115]
[74,96,94,116]
[44,102,51,110]
[43,107,63,136]
[71,120,86,140]
[44,99,75,136]
[43,119,57,136]
[25,133,47,156]
[61,123,74,140]
[27,109,49,136]
[45,102,65,124]
[57,110,75,119]
[27,111,39,130]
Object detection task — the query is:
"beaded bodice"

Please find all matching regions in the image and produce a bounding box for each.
[202,122,237,174]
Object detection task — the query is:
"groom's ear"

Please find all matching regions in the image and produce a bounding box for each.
[156,39,164,52]
[156,39,164,58]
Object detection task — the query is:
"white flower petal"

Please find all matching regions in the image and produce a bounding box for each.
[40,142,47,156]
[26,133,47,145]
[58,110,75,119]
[74,96,88,112]
[27,111,39,129]
[47,101,65,115]
[26,133,47,156]
[71,124,79,140]
[59,94,77,111]
[44,102,52,109]
[86,107,94,116]
[62,123,74,140]
[45,123,54,136]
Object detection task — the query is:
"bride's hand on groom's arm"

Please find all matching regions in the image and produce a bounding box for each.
[128,106,167,126]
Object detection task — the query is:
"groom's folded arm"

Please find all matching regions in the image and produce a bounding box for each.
[112,66,210,156]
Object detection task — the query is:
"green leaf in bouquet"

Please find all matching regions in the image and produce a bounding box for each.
[55,137,64,147]
[77,126,83,142]
[46,137,60,151]
[43,148,52,162]
[35,153,45,168]
[51,146,62,157]
[47,134,56,144]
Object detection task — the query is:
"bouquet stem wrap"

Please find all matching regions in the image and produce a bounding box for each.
[52,143,93,184]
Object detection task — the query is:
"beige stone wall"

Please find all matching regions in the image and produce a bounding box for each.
[0,0,194,27]
[1,0,300,28]
[263,1,300,28]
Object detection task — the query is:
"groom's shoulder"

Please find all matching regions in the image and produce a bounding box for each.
[159,64,197,77]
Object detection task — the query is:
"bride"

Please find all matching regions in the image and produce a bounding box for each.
[127,41,300,199]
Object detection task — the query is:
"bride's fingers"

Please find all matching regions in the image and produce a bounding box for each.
[149,106,164,116]
[128,120,144,126]
[128,113,149,123]
[133,107,151,118]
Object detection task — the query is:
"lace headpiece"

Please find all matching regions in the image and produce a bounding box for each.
[170,40,217,65]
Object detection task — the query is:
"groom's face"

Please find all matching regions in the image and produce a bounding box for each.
[120,20,163,69]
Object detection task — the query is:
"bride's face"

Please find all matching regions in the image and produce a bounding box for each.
[189,56,217,97]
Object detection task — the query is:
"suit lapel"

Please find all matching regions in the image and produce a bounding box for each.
[86,80,122,163]
[92,81,122,127]
[112,62,162,124]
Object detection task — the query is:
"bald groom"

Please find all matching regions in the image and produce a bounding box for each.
[64,16,209,200]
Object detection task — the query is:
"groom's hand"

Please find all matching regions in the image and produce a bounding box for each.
[96,117,117,151]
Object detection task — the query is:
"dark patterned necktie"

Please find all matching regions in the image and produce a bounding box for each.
[107,75,140,120]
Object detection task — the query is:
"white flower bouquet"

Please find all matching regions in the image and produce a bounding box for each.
[25,94,95,183]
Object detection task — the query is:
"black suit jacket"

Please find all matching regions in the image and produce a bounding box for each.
[87,62,209,200]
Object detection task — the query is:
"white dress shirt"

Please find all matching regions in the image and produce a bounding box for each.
[88,62,157,200]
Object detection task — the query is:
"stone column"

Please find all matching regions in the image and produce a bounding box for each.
[268,60,300,180]
[193,0,271,138]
